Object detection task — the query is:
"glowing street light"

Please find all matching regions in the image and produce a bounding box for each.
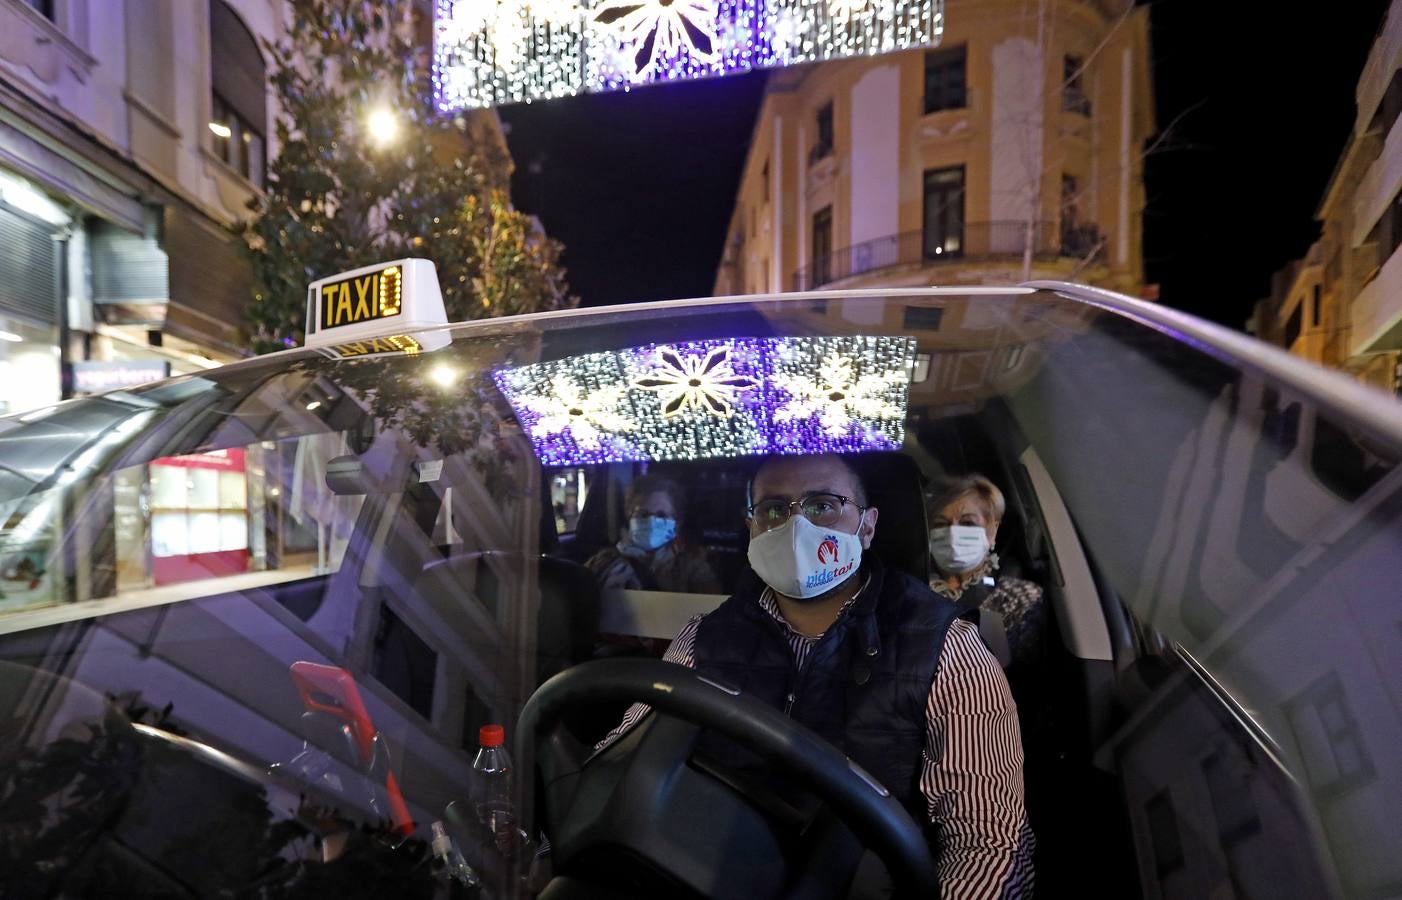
[367,107,400,147]
[208,121,232,139]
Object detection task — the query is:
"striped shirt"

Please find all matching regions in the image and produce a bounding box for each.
[601,588,1037,898]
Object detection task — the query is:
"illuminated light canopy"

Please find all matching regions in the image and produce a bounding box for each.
[494,336,916,466]
[433,0,944,108]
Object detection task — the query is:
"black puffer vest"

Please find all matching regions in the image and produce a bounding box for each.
[692,556,960,821]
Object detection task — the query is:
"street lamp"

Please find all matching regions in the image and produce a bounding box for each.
[367,107,400,147]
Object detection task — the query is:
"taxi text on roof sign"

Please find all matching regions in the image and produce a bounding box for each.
[304,259,449,350]
[319,265,402,329]
[316,331,452,360]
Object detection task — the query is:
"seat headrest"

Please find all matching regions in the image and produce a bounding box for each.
[850,453,930,584]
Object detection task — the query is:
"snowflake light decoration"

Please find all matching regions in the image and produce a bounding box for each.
[515,373,634,450]
[773,352,907,437]
[434,0,944,108]
[633,345,759,418]
[494,336,914,466]
[592,0,720,80]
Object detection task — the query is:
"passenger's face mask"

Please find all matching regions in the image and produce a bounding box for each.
[628,515,677,552]
[748,512,865,601]
[929,525,989,573]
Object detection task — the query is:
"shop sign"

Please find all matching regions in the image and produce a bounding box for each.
[152,448,247,471]
[72,360,171,393]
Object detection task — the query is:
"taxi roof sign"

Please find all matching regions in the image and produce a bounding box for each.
[304,258,448,349]
[314,329,452,360]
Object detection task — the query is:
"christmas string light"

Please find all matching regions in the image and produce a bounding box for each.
[433,0,943,108]
[492,336,916,466]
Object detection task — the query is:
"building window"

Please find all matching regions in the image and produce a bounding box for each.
[1360,191,1402,284]
[902,306,944,330]
[1145,790,1185,878]
[1384,191,1402,268]
[923,166,965,257]
[811,206,833,287]
[910,352,932,382]
[1374,69,1402,136]
[924,45,967,114]
[1284,303,1302,348]
[811,102,834,164]
[1201,748,1262,847]
[1061,174,1080,227]
[373,605,438,720]
[1312,284,1321,327]
[22,0,55,19]
[1287,671,1375,797]
[761,158,769,203]
[460,683,493,752]
[1063,55,1091,116]
[1059,173,1099,256]
[209,1,267,189]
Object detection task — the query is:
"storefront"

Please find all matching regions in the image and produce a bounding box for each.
[0,171,68,415]
[0,88,252,416]
[147,449,251,586]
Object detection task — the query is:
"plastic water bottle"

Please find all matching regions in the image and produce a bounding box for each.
[471,724,517,855]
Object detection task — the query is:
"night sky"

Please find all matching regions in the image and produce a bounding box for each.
[500,1,1392,328]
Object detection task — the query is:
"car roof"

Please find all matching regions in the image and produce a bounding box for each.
[50,283,1398,450]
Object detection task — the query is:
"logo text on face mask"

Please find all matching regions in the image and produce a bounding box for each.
[805,559,855,590]
[817,536,840,564]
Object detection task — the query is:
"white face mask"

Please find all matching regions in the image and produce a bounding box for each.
[929,525,989,573]
[628,515,676,551]
[748,511,865,601]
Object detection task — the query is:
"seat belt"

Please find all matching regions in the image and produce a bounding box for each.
[956,575,1014,668]
[978,609,1013,668]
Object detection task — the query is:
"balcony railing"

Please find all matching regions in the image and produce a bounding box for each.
[792,220,1105,291]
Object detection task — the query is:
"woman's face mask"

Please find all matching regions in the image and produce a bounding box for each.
[628,515,677,552]
[748,511,866,601]
[928,525,989,573]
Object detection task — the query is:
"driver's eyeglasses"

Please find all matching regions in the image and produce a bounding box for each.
[748,492,865,531]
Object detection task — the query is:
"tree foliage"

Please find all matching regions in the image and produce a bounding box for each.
[241,0,574,354]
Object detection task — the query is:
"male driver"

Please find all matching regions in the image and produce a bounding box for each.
[605,453,1035,897]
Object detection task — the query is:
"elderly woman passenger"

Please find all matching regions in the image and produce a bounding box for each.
[926,474,1046,672]
[586,474,721,594]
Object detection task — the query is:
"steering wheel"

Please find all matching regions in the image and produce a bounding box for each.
[519,658,939,899]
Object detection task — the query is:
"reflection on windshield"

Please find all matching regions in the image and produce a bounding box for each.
[494,335,916,465]
[0,290,1397,897]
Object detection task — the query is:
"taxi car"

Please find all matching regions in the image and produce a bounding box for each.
[0,260,1398,898]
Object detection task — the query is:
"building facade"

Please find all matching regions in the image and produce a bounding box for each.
[713,0,1154,298]
[1251,0,1402,396]
[0,0,294,415]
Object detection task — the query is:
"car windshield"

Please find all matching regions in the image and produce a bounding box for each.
[0,288,1398,898]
